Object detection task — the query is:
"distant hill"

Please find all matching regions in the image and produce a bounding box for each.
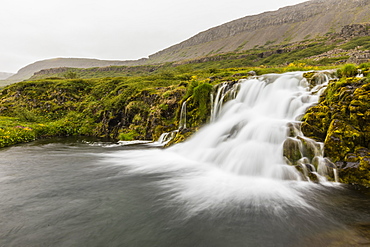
[148,0,370,63]
[0,72,14,80]
[3,57,146,85]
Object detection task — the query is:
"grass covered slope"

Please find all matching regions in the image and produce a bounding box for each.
[0,77,183,146]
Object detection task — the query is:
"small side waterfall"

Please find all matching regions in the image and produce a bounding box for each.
[155,131,178,146]
[284,122,338,182]
[153,100,188,146]
[179,101,187,130]
[211,81,240,122]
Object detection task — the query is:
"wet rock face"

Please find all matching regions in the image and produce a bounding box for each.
[301,73,370,186]
[283,137,302,164]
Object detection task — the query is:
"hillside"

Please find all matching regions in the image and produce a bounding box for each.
[1,57,146,85]
[0,72,14,80]
[148,0,370,63]
[27,25,370,81]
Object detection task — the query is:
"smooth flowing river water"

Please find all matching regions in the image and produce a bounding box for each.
[0,138,369,247]
[1,72,370,246]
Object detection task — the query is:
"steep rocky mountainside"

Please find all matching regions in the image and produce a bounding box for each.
[148,0,370,63]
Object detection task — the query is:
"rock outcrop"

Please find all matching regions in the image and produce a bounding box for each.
[340,23,370,38]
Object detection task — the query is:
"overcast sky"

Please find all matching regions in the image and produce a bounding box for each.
[0,0,308,73]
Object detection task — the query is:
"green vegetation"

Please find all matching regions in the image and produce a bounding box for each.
[0,76,183,145]
[29,65,163,81]
[260,43,336,66]
[301,63,370,186]
[340,36,370,50]
[0,117,37,147]
[337,64,358,77]
[25,34,370,85]
[64,71,79,79]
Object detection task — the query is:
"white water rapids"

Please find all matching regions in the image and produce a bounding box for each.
[173,72,320,179]
[106,71,335,216]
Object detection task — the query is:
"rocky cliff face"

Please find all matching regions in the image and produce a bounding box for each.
[148,0,370,63]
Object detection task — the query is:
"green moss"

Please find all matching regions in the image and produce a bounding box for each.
[159,104,168,110]
[283,138,302,164]
[193,83,213,121]
[301,68,370,186]
[340,36,370,50]
[118,131,137,141]
[165,129,195,147]
[324,119,363,162]
[337,64,358,77]
[303,71,316,79]
[339,148,370,187]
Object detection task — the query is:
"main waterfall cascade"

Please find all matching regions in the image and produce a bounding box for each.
[169,71,336,182]
[110,71,340,216]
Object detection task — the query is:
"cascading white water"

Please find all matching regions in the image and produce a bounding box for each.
[152,100,187,145]
[108,71,337,217]
[155,131,178,145]
[171,72,330,180]
[210,81,240,122]
[179,101,187,130]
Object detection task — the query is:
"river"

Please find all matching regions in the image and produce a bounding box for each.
[0,138,369,246]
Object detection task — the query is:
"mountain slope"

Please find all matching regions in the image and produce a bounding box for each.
[3,57,146,85]
[0,72,14,80]
[148,0,370,63]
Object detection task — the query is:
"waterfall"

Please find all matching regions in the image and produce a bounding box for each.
[155,131,178,146]
[210,81,240,122]
[179,101,187,130]
[152,100,187,146]
[171,71,334,181]
[108,71,340,218]
[150,71,337,182]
